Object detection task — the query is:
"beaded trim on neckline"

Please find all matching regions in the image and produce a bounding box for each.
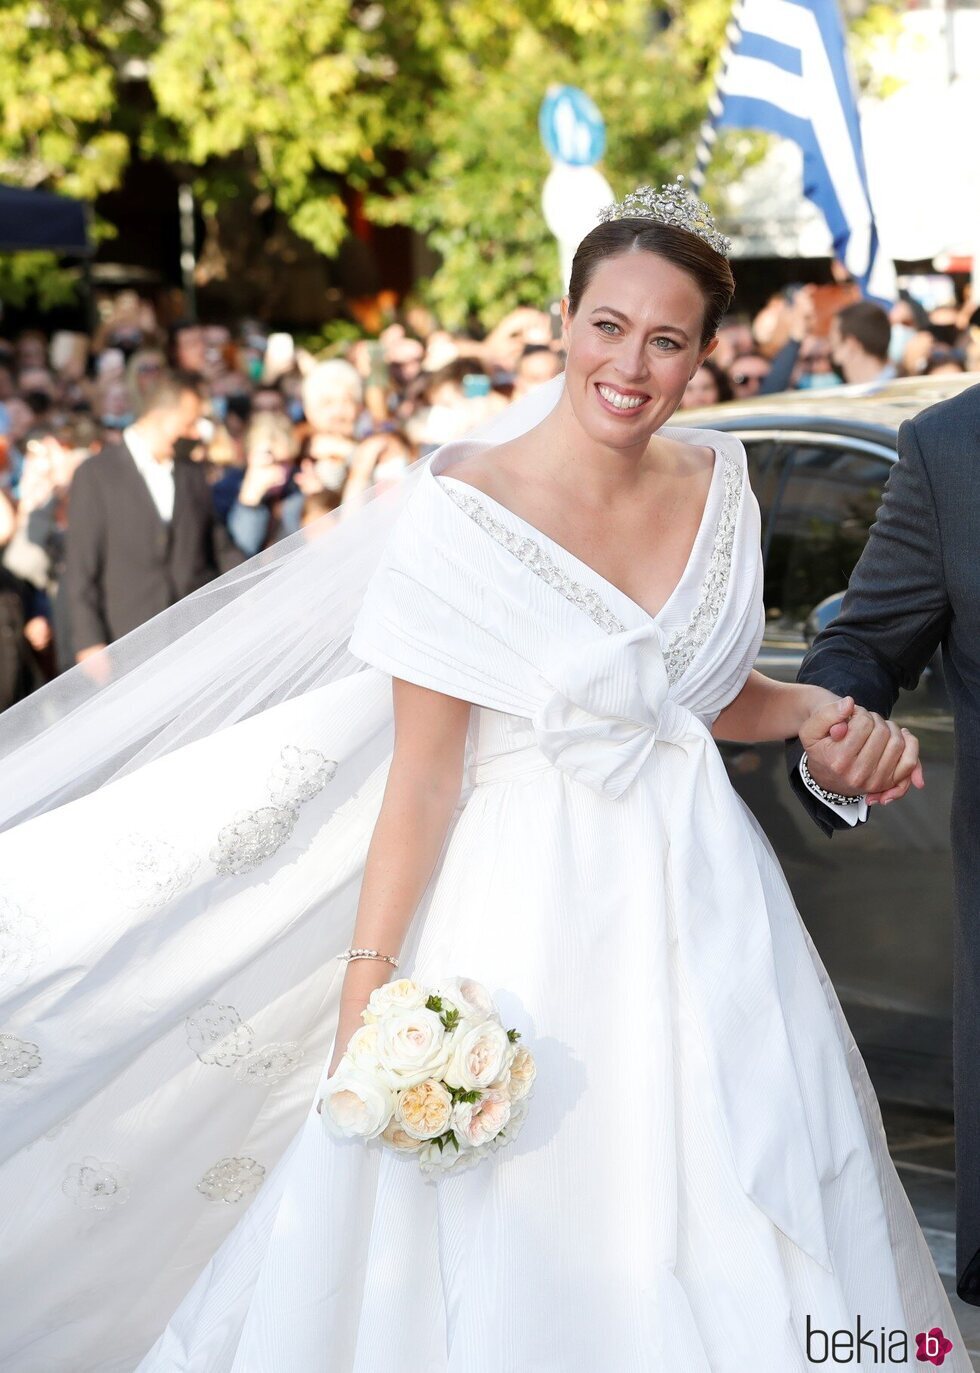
[438,449,742,685]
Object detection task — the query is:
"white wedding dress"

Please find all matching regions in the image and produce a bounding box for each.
[0,421,968,1371]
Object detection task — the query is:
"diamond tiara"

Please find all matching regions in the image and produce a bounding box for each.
[596,176,732,258]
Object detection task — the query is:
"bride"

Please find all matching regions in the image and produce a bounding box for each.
[0,183,968,1371]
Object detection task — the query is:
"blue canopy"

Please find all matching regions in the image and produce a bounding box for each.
[0,184,92,255]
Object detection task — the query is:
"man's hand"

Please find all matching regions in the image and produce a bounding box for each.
[75,643,112,685]
[23,616,52,653]
[800,696,925,805]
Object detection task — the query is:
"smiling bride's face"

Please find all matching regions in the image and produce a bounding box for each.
[560,249,719,450]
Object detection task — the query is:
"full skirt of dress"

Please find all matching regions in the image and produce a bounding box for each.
[134,718,968,1372]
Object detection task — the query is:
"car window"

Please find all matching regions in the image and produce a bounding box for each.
[739,438,781,527]
[763,442,893,639]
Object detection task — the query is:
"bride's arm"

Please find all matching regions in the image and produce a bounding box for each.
[710,670,843,744]
[326,676,471,1077]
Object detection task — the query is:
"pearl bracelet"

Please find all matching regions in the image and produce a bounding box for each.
[800,751,863,806]
[336,947,399,967]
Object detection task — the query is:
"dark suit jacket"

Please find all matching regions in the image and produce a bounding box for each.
[790,381,980,1304]
[64,440,245,652]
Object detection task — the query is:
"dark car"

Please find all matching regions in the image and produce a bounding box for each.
[669,374,980,1111]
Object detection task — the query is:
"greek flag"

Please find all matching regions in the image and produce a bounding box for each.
[696,0,895,305]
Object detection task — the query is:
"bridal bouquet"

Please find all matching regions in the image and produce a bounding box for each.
[317,976,535,1175]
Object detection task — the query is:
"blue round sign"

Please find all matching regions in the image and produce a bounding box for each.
[538,85,606,167]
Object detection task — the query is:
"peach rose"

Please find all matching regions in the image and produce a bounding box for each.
[489,1094,530,1153]
[451,1087,511,1148]
[506,1045,536,1102]
[395,1078,454,1141]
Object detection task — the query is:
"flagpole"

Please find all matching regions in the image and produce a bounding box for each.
[690,0,745,193]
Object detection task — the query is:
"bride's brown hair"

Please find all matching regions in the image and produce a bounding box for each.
[567,219,736,348]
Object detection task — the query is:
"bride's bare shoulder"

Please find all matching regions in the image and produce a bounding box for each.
[655,428,718,476]
[438,436,533,502]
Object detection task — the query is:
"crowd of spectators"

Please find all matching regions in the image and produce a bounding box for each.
[0,297,564,709]
[0,280,977,713]
[678,282,980,410]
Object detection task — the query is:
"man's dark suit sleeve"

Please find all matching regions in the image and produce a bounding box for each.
[789,415,951,835]
[209,511,248,575]
[64,460,110,653]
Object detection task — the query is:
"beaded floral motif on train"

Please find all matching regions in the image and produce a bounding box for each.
[209,744,337,877]
[441,452,741,683]
[441,484,627,635]
[0,894,46,991]
[197,1156,266,1204]
[62,1156,131,1211]
[0,1033,42,1083]
[185,1000,304,1084]
[107,835,201,911]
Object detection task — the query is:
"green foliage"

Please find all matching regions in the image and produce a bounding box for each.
[0,3,129,198]
[0,0,902,322]
[368,2,732,326]
[0,253,80,310]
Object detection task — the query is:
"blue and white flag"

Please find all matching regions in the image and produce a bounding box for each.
[697,0,895,305]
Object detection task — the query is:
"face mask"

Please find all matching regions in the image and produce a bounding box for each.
[314,459,348,493]
[798,372,842,391]
[211,396,228,423]
[103,413,135,430]
[288,399,305,423]
[373,456,409,482]
[888,324,916,365]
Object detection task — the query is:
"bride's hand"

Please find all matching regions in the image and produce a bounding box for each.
[323,1007,366,1085]
[800,696,924,804]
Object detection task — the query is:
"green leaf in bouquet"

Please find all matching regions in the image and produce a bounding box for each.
[457,1089,481,1104]
[440,1008,461,1031]
[425,995,444,1012]
[507,1028,521,1042]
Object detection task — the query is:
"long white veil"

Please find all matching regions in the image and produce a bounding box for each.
[0,374,565,1373]
[0,375,565,830]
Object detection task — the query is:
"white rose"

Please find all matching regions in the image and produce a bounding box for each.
[377,1008,452,1088]
[344,1023,382,1072]
[444,1019,511,1092]
[506,1045,536,1102]
[395,1078,454,1140]
[433,976,498,1023]
[418,1135,485,1176]
[361,978,426,1025]
[381,1118,424,1153]
[488,1067,511,1096]
[452,1087,511,1148]
[319,1068,395,1139]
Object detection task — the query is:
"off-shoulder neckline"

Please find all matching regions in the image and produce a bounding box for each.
[429,437,728,630]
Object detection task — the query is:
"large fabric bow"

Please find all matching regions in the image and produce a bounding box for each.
[531,624,675,799]
[531,622,835,1273]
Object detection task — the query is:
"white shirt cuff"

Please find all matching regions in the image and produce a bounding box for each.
[798,758,869,827]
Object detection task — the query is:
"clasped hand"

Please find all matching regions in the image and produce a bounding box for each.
[800,697,925,806]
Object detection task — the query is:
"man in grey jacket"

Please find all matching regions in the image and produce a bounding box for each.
[788,381,980,1306]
